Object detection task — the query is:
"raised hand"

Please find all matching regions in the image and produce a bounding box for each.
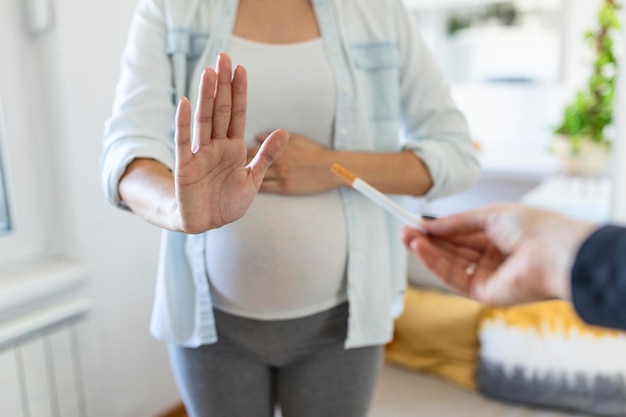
[174,53,289,233]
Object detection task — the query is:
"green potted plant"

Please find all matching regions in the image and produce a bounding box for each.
[553,0,621,176]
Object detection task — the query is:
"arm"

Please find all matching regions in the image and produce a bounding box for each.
[117,57,288,233]
[101,1,287,232]
[118,158,178,230]
[101,0,177,208]
[247,132,431,196]
[571,226,626,331]
[329,148,432,195]
[394,0,480,199]
[250,2,478,197]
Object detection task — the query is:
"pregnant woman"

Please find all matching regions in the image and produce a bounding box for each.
[100,0,480,416]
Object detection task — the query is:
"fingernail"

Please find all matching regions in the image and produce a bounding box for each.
[191,140,199,154]
[422,214,437,221]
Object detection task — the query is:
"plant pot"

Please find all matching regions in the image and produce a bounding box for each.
[552,135,611,177]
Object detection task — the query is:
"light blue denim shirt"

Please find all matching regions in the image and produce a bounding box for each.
[101,0,480,348]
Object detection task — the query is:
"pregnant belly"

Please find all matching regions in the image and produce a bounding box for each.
[204,191,348,318]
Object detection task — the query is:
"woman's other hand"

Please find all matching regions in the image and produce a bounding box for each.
[247,132,338,195]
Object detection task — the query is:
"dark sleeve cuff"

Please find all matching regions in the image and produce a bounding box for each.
[572,225,626,331]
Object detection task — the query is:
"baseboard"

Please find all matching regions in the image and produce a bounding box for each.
[157,402,187,417]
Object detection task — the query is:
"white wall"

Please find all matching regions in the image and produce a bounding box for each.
[43,1,181,416]
[611,11,626,223]
[561,0,603,94]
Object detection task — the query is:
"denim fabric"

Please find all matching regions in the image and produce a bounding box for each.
[100,0,480,348]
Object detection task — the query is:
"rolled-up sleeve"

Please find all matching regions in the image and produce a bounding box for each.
[394,0,480,200]
[100,0,176,207]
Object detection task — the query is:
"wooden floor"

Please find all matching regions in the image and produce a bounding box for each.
[158,404,187,417]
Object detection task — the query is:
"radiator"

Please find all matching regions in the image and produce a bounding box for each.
[0,298,93,417]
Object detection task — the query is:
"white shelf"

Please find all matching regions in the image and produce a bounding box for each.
[0,258,89,314]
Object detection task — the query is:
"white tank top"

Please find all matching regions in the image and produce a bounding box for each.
[204,36,348,320]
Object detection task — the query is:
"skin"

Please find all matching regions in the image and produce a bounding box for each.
[120,0,435,233]
[401,203,598,306]
[118,54,289,233]
[235,0,434,198]
[247,132,432,196]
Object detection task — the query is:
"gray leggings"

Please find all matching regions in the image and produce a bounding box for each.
[168,303,383,417]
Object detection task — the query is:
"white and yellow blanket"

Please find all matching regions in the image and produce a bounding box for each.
[386,287,626,416]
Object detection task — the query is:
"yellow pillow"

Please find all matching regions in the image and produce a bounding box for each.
[478,300,626,416]
[386,286,485,390]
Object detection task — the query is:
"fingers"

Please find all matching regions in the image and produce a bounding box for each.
[420,207,494,237]
[401,226,422,248]
[189,53,246,153]
[228,64,247,139]
[402,225,490,253]
[212,53,233,139]
[193,67,217,153]
[438,231,492,252]
[404,227,506,299]
[248,129,289,185]
[174,97,192,165]
[403,227,483,267]
[408,234,474,295]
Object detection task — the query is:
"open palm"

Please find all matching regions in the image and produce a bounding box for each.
[174,53,288,233]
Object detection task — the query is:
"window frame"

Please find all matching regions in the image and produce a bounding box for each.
[0,2,50,270]
[0,100,11,235]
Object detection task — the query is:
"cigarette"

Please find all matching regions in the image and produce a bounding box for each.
[330,163,425,231]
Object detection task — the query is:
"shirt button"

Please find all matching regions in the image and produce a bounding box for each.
[342,85,349,94]
[340,128,348,136]
[332,47,340,54]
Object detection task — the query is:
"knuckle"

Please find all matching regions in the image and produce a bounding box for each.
[231,108,246,119]
[196,113,213,124]
[214,103,231,114]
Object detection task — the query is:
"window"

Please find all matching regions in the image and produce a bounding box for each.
[408,0,563,84]
[0,2,49,269]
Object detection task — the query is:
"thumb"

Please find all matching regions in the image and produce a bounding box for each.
[247,129,289,181]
